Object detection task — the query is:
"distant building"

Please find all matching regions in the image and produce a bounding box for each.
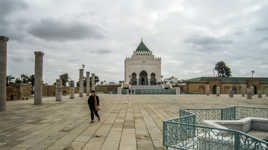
[185,77,268,94]
[124,40,161,86]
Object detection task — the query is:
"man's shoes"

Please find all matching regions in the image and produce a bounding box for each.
[98,117,101,121]
[90,120,94,123]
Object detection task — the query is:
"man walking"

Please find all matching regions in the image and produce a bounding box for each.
[88,90,100,123]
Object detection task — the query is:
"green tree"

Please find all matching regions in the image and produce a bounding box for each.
[21,74,30,84]
[215,61,232,77]
[90,76,99,84]
[6,75,15,86]
[29,74,35,88]
[15,78,22,84]
[95,76,99,83]
[60,73,69,86]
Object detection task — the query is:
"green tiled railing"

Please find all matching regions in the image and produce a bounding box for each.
[163,106,268,150]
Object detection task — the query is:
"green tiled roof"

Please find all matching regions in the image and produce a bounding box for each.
[186,77,268,83]
[136,40,150,52]
[186,77,209,82]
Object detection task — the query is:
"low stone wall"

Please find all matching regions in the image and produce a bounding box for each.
[7,84,32,100]
[96,85,120,94]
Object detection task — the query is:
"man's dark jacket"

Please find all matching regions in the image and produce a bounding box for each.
[88,95,100,108]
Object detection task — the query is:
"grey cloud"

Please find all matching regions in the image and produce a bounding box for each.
[261,37,268,41]
[184,35,233,51]
[91,49,112,54]
[256,27,268,31]
[0,0,28,41]
[10,57,24,63]
[68,58,80,63]
[0,0,28,19]
[28,18,105,41]
[2,0,268,83]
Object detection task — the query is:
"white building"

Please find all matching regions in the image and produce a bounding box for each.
[124,40,161,86]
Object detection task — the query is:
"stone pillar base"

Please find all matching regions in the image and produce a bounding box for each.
[70,87,74,99]
[258,93,262,98]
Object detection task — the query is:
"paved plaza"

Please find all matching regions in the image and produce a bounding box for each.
[0,94,268,150]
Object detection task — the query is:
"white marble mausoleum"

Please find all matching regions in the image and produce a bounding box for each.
[124,40,161,86]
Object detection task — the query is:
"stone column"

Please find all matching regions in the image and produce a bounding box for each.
[216,86,220,96]
[206,85,210,96]
[56,79,62,101]
[148,78,151,86]
[79,69,84,97]
[137,77,139,86]
[91,73,96,91]
[176,87,181,95]
[0,36,8,111]
[241,85,246,97]
[34,51,44,105]
[247,87,252,99]
[229,88,234,98]
[117,87,122,95]
[266,88,268,97]
[70,80,74,99]
[258,89,262,98]
[86,72,90,96]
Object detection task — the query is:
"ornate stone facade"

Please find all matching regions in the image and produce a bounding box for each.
[124,40,161,86]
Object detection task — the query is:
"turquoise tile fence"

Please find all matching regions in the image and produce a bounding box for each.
[121,88,176,95]
[163,106,268,150]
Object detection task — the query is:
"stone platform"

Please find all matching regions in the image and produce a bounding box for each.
[0,94,268,150]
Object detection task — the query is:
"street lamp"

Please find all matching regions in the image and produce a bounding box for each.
[251,70,255,80]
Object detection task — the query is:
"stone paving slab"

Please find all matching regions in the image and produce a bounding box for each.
[0,94,268,150]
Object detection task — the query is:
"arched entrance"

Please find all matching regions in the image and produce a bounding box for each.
[212,85,217,94]
[253,85,257,95]
[150,73,156,85]
[232,87,237,94]
[139,71,148,85]
[130,72,137,85]
[10,95,14,100]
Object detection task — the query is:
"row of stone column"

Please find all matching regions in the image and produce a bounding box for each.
[79,69,96,97]
[0,35,97,111]
[55,71,96,101]
[205,85,268,99]
[0,36,44,110]
[1,36,45,111]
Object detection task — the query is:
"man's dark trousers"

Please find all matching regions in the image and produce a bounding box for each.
[89,105,100,121]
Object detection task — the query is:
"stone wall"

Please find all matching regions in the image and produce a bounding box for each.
[42,85,56,96]
[96,85,121,93]
[62,87,70,96]
[42,85,70,96]
[6,84,32,100]
[260,84,268,93]
[75,87,79,93]
[7,87,20,100]
[186,83,206,94]
[186,81,268,95]
[20,84,32,99]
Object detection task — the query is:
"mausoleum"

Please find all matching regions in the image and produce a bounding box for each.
[124,40,161,87]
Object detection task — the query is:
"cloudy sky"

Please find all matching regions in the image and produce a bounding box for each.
[1,0,268,84]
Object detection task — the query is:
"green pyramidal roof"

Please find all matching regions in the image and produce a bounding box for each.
[136,40,150,52]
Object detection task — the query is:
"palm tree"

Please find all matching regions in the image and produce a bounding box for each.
[60,73,69,86]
